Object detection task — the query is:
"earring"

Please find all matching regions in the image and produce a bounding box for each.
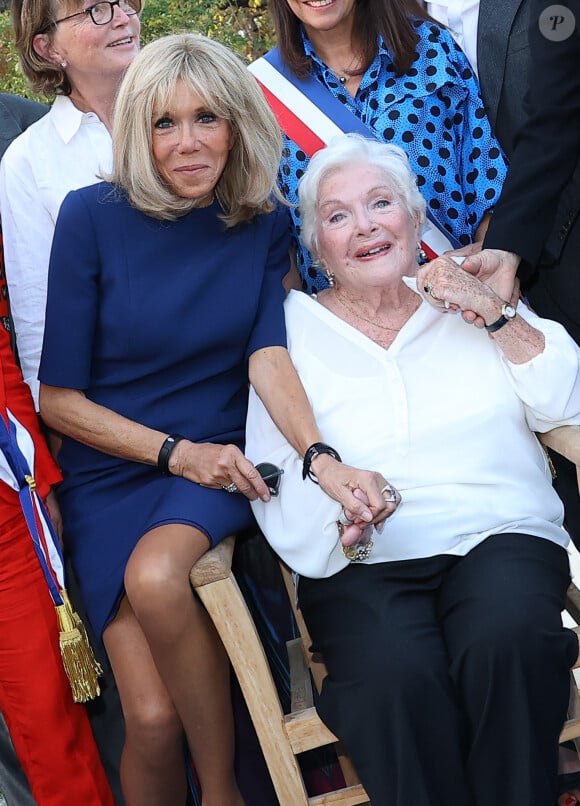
[60,61,67,69]
[324,268,336,287]
[416,241,428,264]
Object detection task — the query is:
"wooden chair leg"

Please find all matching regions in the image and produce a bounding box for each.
[195,570,311,804]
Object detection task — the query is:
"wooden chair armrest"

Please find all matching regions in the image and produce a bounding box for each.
[189,535,235,588]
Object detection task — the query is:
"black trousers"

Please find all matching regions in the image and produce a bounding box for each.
[298,534,578,806]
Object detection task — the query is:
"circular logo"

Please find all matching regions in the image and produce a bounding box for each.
[538,4,576,40]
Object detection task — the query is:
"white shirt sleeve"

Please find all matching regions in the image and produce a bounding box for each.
[0,139,57,407]
[497,302,580,432]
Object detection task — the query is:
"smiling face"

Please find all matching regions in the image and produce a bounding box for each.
[34,0,140,88]
[316,162,420,290]
[151,80,234,203]
[284,0,356,35]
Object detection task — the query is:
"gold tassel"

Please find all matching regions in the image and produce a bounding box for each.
[56,589,103,703]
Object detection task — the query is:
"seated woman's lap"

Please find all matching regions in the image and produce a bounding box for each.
[298,533,577,806]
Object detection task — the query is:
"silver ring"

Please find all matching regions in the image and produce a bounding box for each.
[380,483,397,503]
[338,508,354,526]
[222,482,238,493]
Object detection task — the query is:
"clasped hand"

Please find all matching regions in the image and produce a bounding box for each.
[310,453,401,536]
[417,255,506,324]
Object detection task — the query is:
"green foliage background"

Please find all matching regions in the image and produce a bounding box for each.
[0,0,276,100]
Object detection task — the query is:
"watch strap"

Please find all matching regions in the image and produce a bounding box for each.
[485,303,516,333]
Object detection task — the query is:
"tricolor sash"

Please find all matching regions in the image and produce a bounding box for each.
[0,408,103,702]
[249,47,460,259]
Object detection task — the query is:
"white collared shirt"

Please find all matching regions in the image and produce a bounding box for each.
[0,95,112,407]
[247,284,580,578]
[426,0,480,74]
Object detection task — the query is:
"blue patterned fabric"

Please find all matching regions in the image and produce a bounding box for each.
[277,20,508,293]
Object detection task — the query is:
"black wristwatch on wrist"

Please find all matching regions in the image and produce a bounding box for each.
[485,302,517,333]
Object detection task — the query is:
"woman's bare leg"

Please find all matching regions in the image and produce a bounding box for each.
[103,597,187,806]
[124,524,243,806]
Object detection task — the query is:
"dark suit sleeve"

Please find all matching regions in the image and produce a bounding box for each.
[483,0,580,274]
[0,94,48,162]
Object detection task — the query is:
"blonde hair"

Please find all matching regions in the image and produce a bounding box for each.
[12,0,141,97]
[108,33,284,225]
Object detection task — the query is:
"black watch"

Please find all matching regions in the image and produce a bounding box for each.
[485,302,517,333]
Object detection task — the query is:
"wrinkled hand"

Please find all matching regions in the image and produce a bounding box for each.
[311,454,401,531]
[417,255,505,326]
[45,489,63,546]
[169,440,270,502]
[460,249,521,327]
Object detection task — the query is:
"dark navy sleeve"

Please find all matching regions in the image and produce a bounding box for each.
[245,203,291,359]
[39,187,100,390]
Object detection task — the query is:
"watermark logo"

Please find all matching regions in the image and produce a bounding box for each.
[538,4,576,40]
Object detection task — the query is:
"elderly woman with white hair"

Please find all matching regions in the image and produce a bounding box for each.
[246,133,580,806]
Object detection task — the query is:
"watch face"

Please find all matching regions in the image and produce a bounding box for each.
[503,304,516,319]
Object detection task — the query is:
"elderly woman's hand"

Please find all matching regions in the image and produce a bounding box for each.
[417,255,507,325]
[168,440,271,502]
[310,453,401,530]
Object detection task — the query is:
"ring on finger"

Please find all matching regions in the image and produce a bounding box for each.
[222,482,238,493]
[337,508,354,526]
[380,483,398,503]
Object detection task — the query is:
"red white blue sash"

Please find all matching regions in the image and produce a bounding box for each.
[0,409,65,604]
[249,47,460,259]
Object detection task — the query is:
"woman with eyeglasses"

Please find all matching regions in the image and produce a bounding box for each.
[0,0,140,409]
[0,1,140,802]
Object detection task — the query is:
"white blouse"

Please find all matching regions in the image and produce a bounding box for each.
[0,95,112,407]
[246,283,580,578]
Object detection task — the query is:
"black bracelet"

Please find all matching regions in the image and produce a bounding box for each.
[157,434,186,477]
[302,442,342,483]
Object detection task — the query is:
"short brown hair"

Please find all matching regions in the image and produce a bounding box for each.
[11,0,141,97]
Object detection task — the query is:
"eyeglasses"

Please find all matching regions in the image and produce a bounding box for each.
[256,462,284,497]
[50,0,139,28]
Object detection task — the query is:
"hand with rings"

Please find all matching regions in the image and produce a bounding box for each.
[170,441,271,502]
[422,279,451,310]
[337,481,400,552]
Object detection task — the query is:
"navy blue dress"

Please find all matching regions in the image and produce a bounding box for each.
[39,182,289,638]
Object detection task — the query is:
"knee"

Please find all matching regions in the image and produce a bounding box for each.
[124,695,183,759]
[458,613,559,673]
[124,546,186,615]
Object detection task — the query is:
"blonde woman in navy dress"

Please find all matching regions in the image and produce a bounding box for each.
[38,35,395,806]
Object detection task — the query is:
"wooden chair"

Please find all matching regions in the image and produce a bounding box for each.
[190,426,580,801]
[189,535,369,805]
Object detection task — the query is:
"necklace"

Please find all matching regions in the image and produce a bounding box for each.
[327,52,362,86]
[335,291,416,332]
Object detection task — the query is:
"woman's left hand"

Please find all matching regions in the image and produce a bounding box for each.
[310,453,401,530]
[169,440,271,502]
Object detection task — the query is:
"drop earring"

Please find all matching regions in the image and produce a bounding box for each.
[324,268,336,287]
[416,242,428,264]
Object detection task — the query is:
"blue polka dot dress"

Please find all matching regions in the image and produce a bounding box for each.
[277,20,508,293]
